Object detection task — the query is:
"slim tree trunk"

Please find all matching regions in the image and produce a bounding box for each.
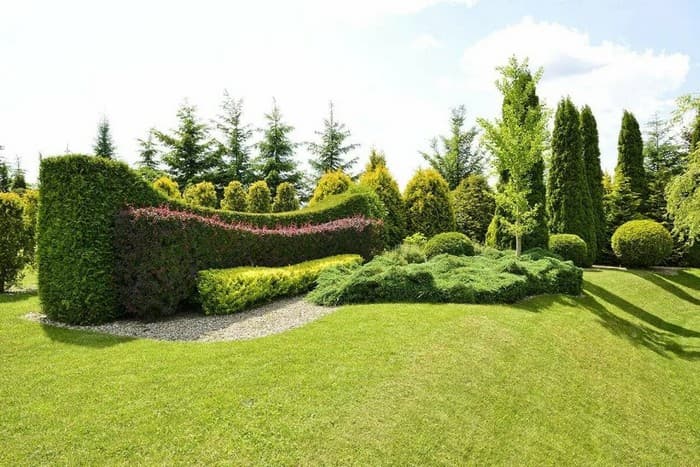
[515,234,522,257]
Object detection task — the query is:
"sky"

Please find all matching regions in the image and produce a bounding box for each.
[2,0,699,188]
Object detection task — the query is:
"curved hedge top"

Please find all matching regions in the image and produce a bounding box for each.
[38,155,382,324]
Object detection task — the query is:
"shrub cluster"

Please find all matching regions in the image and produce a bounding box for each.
[424,232,475,258]
[548,233,590,267]
[197,255,363,315]
[115,207,383,319]
[308,248,582,306]
[38,155,384,324]
[611,219,673,267]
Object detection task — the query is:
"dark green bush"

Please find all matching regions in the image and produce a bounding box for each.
[424,232,475,258]
[404,169,455,237]
[548,233,590,267]
[272,182,300,212]
[38,155,384,324]
[453,175,495,243]
[611,220,673,267]
[307,249,582,306]
[0,192,28,293]
[197,255,363,315]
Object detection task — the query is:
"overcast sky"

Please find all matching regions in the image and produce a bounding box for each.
[2,0,698,188]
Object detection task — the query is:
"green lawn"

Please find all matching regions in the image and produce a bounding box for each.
[1,269,699,465]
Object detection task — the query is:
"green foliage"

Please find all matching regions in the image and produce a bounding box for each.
[183,181,217,208]
[310,170,353,206]
[359,164,406,246]
[383,243,427,264]
[0,157,10,192]
[691,114,700,152]
[420,105,482,189]
[246,180,272,213]
[666,149,700,242]
[0,192,28,292]
[611,220,673,268]
[254,99,302,196]
[404,168,455,237]
[212,91,255,185]
[10,158,27,191]
[614,110,646,203]
[20,189,39,264]
[93,116,116,158]
[197,255,363,315]
[152,176,181,199]
[137,130,159,170]
[478,56,550,255]
[452,174,495,244]
[154,103,214,187]
[424,232,475,258]
[365,148,387,171]
[547,97,596,263]
[38,155,384,323]
[272,182,300,212]
[308,102,359,179]
[549,233,589,267]
[580,105,606,260]
[403,232,428,247]
[220,180,247,211]
[308,248,582,306]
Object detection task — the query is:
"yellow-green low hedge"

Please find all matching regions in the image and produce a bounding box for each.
[196,255,363,315]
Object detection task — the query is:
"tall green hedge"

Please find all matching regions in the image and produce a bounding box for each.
[38,155,383,324]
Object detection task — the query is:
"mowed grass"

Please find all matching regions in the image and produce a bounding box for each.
[1,269,699,465]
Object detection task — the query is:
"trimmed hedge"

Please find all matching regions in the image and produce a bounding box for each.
[197,255,363,315]
[611,220,673,268]
[424,232,475,258]
[308,248,583,306]
[115,208,383,319]
[38,155,384,324]
[548,233,590,267]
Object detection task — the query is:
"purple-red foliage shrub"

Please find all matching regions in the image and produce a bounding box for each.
[115,206,384,319]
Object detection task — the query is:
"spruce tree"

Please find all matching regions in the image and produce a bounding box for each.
[93,116,116,158]
[255,99,302,196]
[10,157,27,191]
[580,105,606,260]
[366,148,387,171]
[137,130,159,170]
[213,91,254,185]
[420,105,482,189]
[0,157,10,192]
[614,110,646,201]
[308,102,359,179]
[547,98,596,261]
[154,103,214,187]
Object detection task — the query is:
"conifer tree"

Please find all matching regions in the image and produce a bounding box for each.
[221,180,247,211]
[10,157,27,191]
[0,156,10,192]
[255,99,302,196]
[452,175,495,244]
[404,169,455,238]
[360,162,406,246]
[272,182,300,212]
[93,116,116,158]
[366,148,387,171]
[547,98,596,262]
[213,91,254,185]
[247,180,272,213]
[154,103,214,187]
[580,105,606,259]
[690,114,700,152]
[420,105,482,189]
[137,130,159,170]
[307,101,359,179]
[614,110,646,202]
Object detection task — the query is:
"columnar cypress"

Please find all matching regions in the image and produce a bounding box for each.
[614,110,646,201]
[580,106,605,260]
[547,98,596,262]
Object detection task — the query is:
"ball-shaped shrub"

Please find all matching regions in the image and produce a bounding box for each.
[272,182,300,212]
[183,181,217,208]
[310,171,353,205]
[220,180,247,211]
[247,180,272,213]
[424,232,474,258]
[549,234,589,267]
[611,220,673,267]
[152,176,181,199]
[404,168,455,237]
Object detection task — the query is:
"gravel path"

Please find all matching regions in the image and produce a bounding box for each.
[25,297,337,342]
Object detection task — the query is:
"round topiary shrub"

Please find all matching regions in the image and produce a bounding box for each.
[272,182,300,212]
[310,171,353,205]
[424,232,474,258]
[152,176,181,199]
[548,234,590,267]
[247,180,272,213]
[220,180,247,211]
[404,168,455,237]
[611,220,673,268]
[183,181,217,208]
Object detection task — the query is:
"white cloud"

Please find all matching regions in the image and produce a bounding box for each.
[411,33,443,51]
[460,17,690,172]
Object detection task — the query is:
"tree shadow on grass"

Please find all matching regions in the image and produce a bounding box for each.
[38,323,136,349]
[631,271,700,306]
[579,282,700,361]
[0,291,36,304]
[660,270,700,292]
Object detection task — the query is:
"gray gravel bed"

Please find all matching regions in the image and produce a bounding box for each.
[25,297,337,342]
